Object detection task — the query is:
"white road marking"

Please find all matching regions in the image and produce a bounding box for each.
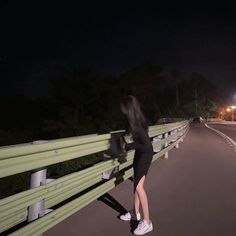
[208,121,236,125]
[205,123,236,151]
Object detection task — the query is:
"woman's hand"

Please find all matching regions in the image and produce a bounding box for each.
[119,136,126,152]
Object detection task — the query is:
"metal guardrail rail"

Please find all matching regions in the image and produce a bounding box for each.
[0,120,190,235]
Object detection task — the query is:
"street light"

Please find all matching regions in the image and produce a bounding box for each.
[229,105,236,121]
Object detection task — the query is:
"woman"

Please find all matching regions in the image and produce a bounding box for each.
[119,95,154,235]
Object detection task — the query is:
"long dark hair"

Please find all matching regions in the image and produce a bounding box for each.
[120,95,148,133]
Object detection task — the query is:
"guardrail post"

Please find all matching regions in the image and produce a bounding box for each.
[152,134,162,153]
[175,142,179,148]
[102,166,119,179]
[28,169,47,222]
[164,133,168,159]
[178,127,183,139]
[28,141,54,223]
[170,129,177,142]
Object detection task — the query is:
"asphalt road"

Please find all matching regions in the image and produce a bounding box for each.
[45,124,236,236]
[207,121,236,142]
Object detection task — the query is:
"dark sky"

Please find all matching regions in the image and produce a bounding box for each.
[1,1,236,100]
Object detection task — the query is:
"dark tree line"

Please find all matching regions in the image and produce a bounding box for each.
[0,63,226,146]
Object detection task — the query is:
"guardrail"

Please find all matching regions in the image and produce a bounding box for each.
[0,120,190,236]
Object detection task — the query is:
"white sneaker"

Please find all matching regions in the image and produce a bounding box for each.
[133,219,153,235]
[119,211,141,221]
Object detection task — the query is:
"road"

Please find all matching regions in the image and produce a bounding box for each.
[207,121,236,142]
[45,124,236,236]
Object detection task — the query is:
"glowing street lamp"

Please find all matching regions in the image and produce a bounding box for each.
[227,105,236,121]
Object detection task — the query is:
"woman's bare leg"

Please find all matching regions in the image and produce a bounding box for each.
[136,175,151,224]
[133,190,140,215]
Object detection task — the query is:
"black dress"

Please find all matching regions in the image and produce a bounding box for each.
[124,124,154,193]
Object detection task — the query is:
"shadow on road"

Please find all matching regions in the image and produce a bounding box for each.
[98,192,140,234]
[98,172,140,235]
[98,192,127,215]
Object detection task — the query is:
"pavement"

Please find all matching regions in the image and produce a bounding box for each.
[45,123,236,236]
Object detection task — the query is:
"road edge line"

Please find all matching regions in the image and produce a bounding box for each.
[205,123,236,151]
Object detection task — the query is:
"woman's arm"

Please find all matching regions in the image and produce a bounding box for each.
[125,141,143,151]
[124,128,150,151]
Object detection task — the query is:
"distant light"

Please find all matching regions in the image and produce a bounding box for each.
[231,105,236,109]
[226,108,231,112]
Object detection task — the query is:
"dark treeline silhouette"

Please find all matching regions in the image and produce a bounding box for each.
[0,63,226,146]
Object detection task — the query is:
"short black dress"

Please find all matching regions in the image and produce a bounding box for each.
[124,124,154,193]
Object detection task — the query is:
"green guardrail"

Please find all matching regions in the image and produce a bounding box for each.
[0,120,190,236]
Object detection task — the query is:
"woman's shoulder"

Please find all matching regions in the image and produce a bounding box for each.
[125,121,148,135]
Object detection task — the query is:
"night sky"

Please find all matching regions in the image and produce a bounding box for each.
[1,1,236,100]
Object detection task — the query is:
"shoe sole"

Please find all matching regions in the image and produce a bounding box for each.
[119,217,141,221]
[119,213,141,221]
[119,218,130,221]
[134,225,153,235]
